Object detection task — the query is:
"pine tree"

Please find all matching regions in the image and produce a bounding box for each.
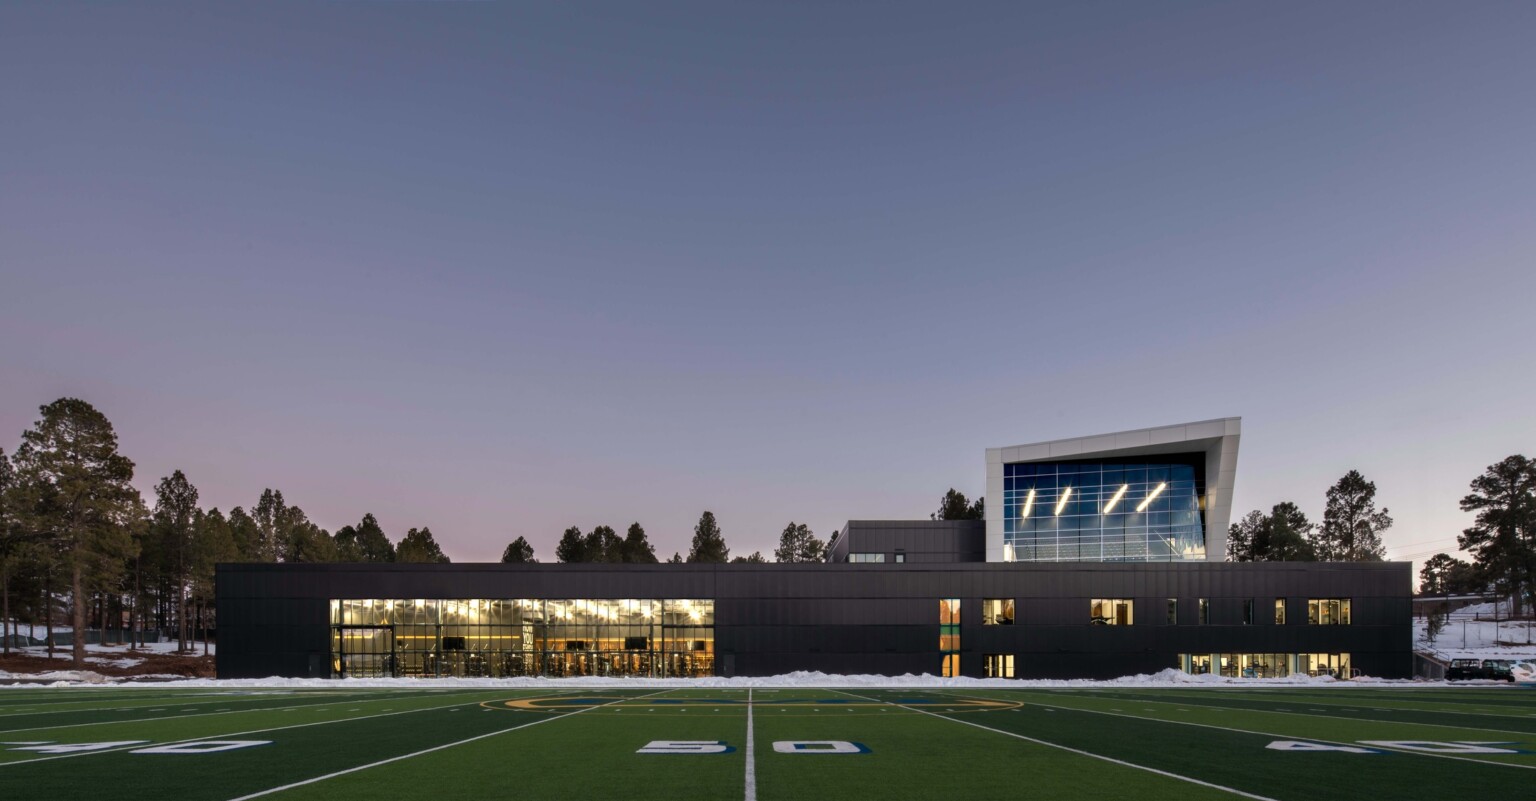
[666,552,684,564]
[501,536,537,563]
[11,399,141,668]
[396,527,449,563]
[687,511,729,563]
[347,513,393,562]
[932,489,984,521]
[585,525,623,563]
[1457,455,1536,616]
[773,522,826,563]
[189,508,237,654]
[1227,510,1264,561]
[1318,470,1392,561]
[555,526,587,563]
[621,523,658,563]
[0,447,16,655]
[153,470,199,652]
[731,551,767,563]
[1264,502,1316,562]
[226,506,263,562]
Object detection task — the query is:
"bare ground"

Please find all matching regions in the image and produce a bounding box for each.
[0,647,216,678]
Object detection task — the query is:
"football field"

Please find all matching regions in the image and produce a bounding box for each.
[1,684,1533,800]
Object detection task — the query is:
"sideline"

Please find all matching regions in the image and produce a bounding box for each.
[944,689,1536,772]
[0,690,518,768]
[222,689,673,801]
[833,689,1279,801]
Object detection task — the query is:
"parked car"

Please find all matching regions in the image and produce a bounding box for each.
[1482,659,1515,682]
[1446,658,1485,680]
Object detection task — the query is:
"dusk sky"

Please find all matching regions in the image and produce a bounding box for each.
[2,2,1532,568]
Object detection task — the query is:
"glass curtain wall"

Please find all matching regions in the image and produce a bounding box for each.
[331,598,714,678]
[1003,461,1206,562]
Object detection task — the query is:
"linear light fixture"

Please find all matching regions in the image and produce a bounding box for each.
[1136,482,1168,513]
[1103,484,1129,514]
[1054,486,1072,516]
[1021,488,1036,520]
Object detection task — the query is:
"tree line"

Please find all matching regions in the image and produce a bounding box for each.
[1226,470,1395,562]
[502,513,827,566]
[0,399,451,667]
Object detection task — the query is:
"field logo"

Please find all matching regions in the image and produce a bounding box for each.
[772,741,870,754]
[636,740,735,754]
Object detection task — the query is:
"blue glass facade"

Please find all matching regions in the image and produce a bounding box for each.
[1003,460,1206,562]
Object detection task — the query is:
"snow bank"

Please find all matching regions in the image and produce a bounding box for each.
[0,667,1411,690]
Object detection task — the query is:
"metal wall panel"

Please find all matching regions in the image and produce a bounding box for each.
[217,560,1412,680]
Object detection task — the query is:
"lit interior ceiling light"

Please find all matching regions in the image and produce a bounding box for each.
[1054,486,1072,516]
[1103,484,1129,514]
[1136,482,1168,513]
[1021,488,1036,520]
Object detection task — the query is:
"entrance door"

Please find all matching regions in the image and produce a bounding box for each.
[336,626,395,678]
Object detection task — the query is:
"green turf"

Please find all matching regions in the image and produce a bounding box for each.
[2,685,1534,800]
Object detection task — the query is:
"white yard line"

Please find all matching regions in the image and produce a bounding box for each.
[221,690,671,801]
[0,691,506,768]
[0,690,429,736]
[833,690,1280,801]
[744,688,757,801]
[948,690,1536,773]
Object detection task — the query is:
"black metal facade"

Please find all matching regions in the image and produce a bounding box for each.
[827,520,986,563]
[217,560,1412,680]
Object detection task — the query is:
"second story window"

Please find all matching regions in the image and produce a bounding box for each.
[1308,598,1351,625]
[1090,598,1133,626]
[848,553,885,563]
[982,598,1015,625]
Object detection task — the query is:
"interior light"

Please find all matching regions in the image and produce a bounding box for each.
[1136,482,1168,512]
[1021,489,1035,520]
[1054,486,1072,516]
[414,599,424,609]
[1103,484,1129,514]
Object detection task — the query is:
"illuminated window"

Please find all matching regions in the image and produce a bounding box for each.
[1300,652,1351,677]
[1274,598,1286,625]
[328,598,714,679]
[1090,598,1133,626]
[983,654,1014,678]
[939,598,961,676]
[1003,460,1207,562]
[982,598,1015,625]
[1307,599,1351,625]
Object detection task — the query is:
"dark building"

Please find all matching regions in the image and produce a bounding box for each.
[215,419,1415,680]
[217,556,1410,681]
